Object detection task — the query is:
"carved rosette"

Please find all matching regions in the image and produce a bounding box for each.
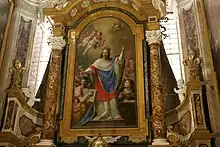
[41,36,66,140]
[146,30,167,139]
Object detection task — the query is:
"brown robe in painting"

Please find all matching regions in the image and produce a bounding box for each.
[72,86,89,125]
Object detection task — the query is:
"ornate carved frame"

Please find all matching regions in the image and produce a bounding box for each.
[0,0,14,70]
[43,0,162,143]
[60,10,147,143]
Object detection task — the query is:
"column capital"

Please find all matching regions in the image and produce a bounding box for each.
[175,0,193,10]
[145,30,162,45]
[49,36,66,50]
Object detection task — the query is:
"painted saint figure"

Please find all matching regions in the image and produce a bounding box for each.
[118,79,135,103]
[118,79,136,125]
[84,47,125,120]
[72,76,95,125]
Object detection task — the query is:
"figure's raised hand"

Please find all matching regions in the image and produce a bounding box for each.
[122,46,125,51]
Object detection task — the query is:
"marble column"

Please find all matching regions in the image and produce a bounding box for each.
[146,30,169,145]
[37,36,66,146]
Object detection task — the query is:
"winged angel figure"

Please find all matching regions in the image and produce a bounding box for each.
[152,0,166,17]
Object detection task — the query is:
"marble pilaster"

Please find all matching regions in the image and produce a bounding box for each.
[146,30,169,146]
[0,0,38,129]
[37,35,66,146]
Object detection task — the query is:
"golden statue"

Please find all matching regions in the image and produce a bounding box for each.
[88,132,108,147]
[9,59,25,88]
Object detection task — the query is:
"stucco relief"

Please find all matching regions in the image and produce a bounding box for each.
[15,16,32,67]
[19,115,38,137]
[172,111,192,136]
[182,7,199,56]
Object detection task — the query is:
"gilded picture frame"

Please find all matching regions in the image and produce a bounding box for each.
[0,0,14,70]
[60,10,148,143]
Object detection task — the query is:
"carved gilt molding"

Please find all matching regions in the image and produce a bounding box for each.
[183,54,201,80]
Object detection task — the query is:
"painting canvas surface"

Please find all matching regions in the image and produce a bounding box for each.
[71,17,138,128]
[0,0,10,50]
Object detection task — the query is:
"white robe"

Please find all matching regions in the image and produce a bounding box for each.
[84,51,125,120]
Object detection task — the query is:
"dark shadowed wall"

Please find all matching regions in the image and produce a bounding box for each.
[204,0,220,90]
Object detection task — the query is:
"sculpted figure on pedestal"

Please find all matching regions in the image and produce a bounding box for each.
[174,79,186,103]
[9,60,25,88]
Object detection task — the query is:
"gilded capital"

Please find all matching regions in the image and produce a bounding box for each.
[49,36,66,50]
[145,30,162,45]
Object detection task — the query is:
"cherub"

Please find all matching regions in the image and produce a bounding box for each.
[78,31,97,48]
[112,23,122,32]
[82,31,105,55]
[10,60,25,88]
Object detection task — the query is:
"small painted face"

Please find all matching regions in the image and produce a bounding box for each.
[102,49,109,59]
[96,32,102,37]
[80,79,87,87]
[79,67,84,72]
[91,31,96,37]
[124,80,131,88]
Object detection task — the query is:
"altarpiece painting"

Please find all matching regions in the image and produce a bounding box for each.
[0,0,14,127]
[0,0,10,49]
[0,0,14,69]
[72,17,137,128]
[61,11,147,142]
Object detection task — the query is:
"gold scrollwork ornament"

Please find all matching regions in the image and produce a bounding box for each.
[183,54,201,80]
[28,128,41,145]
[88,133,108,147]
[167,125,180,145]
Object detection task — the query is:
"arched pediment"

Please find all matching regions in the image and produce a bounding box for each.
[43,0,165,25]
